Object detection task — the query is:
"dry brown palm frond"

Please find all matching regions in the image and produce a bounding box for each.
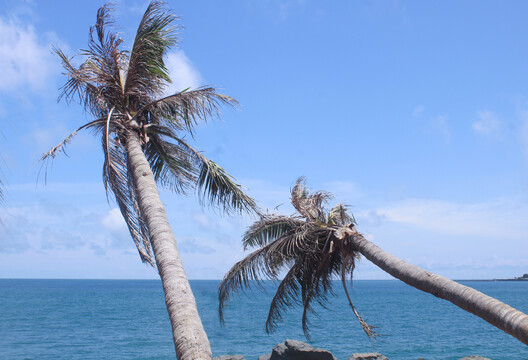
[219,177,377,340]
[102,125,154,265]
[328,203,355,226]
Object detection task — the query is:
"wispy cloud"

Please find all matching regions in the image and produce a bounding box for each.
[164,50,203,95]
[0,17,57,92]
[278,0,306,20]
[370,197,528,240]
[519,106,528,157]
[430,114,450,142]
[178,238,216,254]
[0,201,136,255]
[192,212,212,230]
[473,110,502,136]
[412,105,425,117]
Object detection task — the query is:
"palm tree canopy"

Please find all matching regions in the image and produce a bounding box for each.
[218,177,375,340]
[42,1,257,266]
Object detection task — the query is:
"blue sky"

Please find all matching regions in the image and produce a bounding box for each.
[1,0,528,280]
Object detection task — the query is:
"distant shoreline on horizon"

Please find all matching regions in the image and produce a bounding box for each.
[455,278,528,282]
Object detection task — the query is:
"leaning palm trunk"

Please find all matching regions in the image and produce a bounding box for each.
[344,228,528,345]
[219,178,528,346]
[44,3,258,358]
[127,131,212,359]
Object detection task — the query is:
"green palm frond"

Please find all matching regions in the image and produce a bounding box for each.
[171,136,257,214]
[196,159,257,214]
[265,263,302,332]
[124,1,179,101]
[242,215,303,250]
[143,125,257,214]
[139,87,238,136]
[219,178,376,340]
[145,132,196,194]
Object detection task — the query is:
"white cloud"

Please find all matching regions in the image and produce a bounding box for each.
[102,208,127,233]
[164,50,203,95]
[473,110,502,136]
[0,17,56,91]
[192,212,212,230]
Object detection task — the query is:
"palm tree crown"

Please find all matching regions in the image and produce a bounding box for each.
[219,177,375,340]
[42,2,256,266]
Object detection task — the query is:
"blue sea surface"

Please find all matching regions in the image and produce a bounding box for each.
[1,279,527,359]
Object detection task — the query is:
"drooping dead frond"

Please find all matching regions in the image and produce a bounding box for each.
[41,117,109,162]
[219,178,376,340]
[102,114,153,265]
[39,117,109,183]
[340,256,376,339]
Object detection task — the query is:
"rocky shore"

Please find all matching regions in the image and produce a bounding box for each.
[213,339,492,360]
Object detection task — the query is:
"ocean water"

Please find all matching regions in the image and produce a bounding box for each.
[1,279,527,360]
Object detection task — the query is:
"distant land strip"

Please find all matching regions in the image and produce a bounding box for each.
[456,278,528,282]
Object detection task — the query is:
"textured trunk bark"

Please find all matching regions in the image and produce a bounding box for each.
[126,130,212,360]
[351,233,528,345]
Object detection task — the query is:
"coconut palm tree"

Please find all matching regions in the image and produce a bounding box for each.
[219,178,528,346]
[42,3,256,359]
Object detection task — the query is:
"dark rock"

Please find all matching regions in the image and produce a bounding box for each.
[258,354,271,360]
[459,357,492,360]
[270,339,336,360]
[349,353,388,360]
[213,356,245,360]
